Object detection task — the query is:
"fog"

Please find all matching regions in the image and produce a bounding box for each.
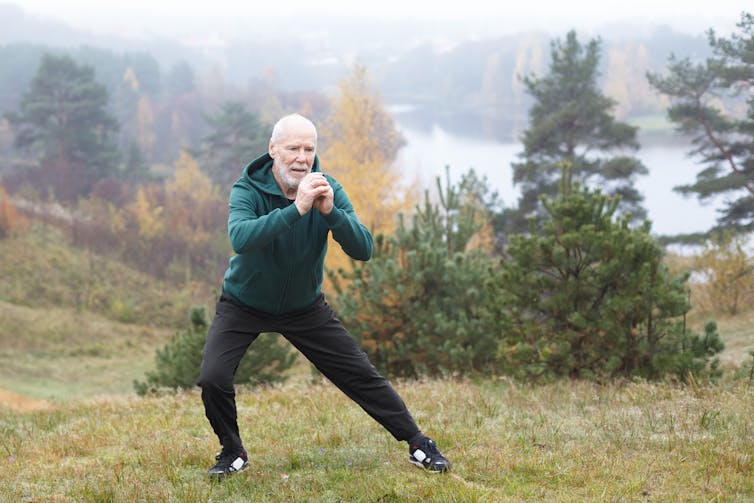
[13,0,749,46]
[3,0,750,235]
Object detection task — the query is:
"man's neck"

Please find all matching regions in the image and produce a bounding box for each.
[272,168,298,199]
[284,188,297,200]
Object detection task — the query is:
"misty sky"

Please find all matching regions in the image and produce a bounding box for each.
[14,0,751,42]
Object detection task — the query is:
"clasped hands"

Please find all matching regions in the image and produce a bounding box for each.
[294,173,334,216]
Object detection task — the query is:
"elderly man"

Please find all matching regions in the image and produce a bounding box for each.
[197,113,451,479]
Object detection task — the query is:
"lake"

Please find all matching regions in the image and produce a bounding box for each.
[393,120,723,237]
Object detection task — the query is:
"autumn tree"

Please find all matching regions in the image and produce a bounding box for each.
[0,184,28,239]
[693,231,754,315]
[318,65,411,288]
[160,152,229,281]
[6,54,120,202]
[123,152,229,281]
[648,12,754,233]
[510,31,648,232]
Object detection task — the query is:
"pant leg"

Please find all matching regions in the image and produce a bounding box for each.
[276,297,421,442]
[196,296,261,452]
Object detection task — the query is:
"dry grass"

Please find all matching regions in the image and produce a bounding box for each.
[1,378,753,502]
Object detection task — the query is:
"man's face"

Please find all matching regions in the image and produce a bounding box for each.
[269,124,317,193]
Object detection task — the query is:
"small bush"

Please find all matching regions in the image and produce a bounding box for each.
[134,306,297,395]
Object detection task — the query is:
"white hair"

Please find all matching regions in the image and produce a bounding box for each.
[270,113,318,144]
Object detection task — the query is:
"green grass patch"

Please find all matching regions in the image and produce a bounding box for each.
[1,379,752,501]
[712,310,754,369]
[0,300,171,399]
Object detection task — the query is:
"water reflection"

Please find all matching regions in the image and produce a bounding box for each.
[393,113,723,237]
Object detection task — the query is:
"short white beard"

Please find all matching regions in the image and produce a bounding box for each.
[273,164,299,191]
[274,162,310,191]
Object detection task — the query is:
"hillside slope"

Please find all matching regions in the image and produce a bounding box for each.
[0,226,216,399]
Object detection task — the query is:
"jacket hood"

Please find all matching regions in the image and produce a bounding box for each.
[241,153,322,196]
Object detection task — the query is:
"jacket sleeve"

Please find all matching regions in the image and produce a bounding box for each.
[227,183,301,254]
[322,177,374,261]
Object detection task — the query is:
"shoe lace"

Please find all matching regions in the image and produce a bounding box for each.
[419,439,442,459]
[215,449,241,464]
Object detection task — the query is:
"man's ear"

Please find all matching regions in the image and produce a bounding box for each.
[268,141,276,158]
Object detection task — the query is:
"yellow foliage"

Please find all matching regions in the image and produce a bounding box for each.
[163,152,225,244]
[131,187,163,240]
[108,202,127,236]
[693,231,754,316]
[318,65,412,292]
[465,219,495,255]
[166,152,216,197]
[123,67,139,91]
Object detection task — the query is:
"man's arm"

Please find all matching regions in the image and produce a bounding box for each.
[227,185,301,254]
[320,177,374,261]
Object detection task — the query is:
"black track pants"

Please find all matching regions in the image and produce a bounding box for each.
[196,294,420,452]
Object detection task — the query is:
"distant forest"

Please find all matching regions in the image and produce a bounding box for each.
[0,2,714,162]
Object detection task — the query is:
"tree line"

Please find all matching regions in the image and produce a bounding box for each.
[1,13,753,387]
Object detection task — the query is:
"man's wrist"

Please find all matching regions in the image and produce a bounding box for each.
[294,199,308,215]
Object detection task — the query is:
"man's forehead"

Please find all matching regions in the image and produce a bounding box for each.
[278,137,316,146]
[276,126,316,145]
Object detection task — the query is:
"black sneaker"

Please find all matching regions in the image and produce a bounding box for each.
[408,437,451,473]
[208,448,248,480]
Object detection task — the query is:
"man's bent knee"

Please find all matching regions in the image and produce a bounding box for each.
[196,367,234,391]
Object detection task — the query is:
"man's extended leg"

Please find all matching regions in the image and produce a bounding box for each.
[278,298,451,472]
[276,297,420,441]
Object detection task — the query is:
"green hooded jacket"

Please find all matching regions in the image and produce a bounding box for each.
[222,153,373,315]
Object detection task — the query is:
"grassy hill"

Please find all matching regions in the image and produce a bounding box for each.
[0,225,217,399]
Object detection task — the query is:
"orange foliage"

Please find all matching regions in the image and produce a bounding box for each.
[0,184,28,239]
[116,152,229,281]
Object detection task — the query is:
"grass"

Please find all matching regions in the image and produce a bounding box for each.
[1,378,753,502]
[1,224,753,501]
[0,225,215,399]
[695,308,754,369]
[0,299,170,399]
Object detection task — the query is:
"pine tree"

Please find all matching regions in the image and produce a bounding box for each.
[6,54,120,202]
[511,31,647,232]
[134,307,297,395]
[199,101,268,188]
[331,168,498,378]
[490,167,723,381]
[648,12,754,233]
